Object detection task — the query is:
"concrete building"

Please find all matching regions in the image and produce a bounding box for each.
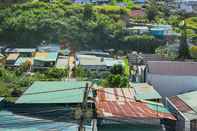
[146,61,197,97]
[76,54,124,73]
[166,90,197,131]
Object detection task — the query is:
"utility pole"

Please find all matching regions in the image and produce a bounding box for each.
[78,83,90,131]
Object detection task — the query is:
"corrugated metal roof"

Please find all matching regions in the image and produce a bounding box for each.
[169,96,192,113]
[0,97,4,102]
[131,83,161,101]
[5,48,36,53]
[147,61,197,76]
[34,52,58,61]
[97,88,135,102]
[0,110,92,131]
[96,88,176,120]
[128,53,168,65]
[14,57,33,66]
[77,55,106,66]
[178,91,197,112]
[6,53,20,61]
[16,81,91,104]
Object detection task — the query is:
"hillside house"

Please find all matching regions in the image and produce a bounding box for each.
[166,90,197,131]
[33,52,58,70]
[5,53,20,67]
[96,88,176,127]
[146,61,197,97]
[131,83,162,102]
[4,48,36,57]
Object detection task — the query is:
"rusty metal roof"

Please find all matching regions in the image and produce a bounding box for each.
[169,96,192,113]
[96,88,176,120]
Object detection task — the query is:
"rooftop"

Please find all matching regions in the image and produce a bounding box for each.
[6,53,20,61]
[5,48,36,53]
[0,110,92,131]
[96,88,175,120]
[16,81,91,104]
[169,91,197,120]
[77,55,106,66]
[34,52,58,62]
[128,53,168,65]
[0,97,4,102]
[56,57,68,69]
[147,61,197,76]
[131,83,161,101]
[14,57,33,66]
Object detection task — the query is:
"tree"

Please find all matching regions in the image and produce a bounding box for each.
[178,19,190,59]
[110,64,124,75]
[45,68,68,80]
[190,46,197,59]
[145,0,159,22]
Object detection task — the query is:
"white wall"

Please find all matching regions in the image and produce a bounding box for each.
[147,74,197,97]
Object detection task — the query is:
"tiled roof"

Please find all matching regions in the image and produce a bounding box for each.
[96,88,176,120]
[147,61,197,76]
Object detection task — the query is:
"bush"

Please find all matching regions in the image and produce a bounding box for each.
[190,46,197,59]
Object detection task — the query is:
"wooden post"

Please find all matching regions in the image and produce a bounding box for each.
[79,83,90,131]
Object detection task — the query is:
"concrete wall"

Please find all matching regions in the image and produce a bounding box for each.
[147,74,197,97]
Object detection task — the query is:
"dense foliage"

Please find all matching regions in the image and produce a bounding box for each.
[0,0,164,53]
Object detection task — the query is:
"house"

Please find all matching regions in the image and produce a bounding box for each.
[166,90,197,131]
[133,0,146,5]
[5,53,20,67]
[16,81,92,104]
[37,44,60,52]
[146,61,197,97]
[0,53,5,65]
[175,0,197,13]
[96,88,176,127]
[33,52,58,70]
[127,26,149,35]
[55,56,68,69]
[0,110,93,131]
[14,57,33,67]
[77,55,124,74]
[128,53,168,66]
[131,83,162,102]
[4,48,36,57]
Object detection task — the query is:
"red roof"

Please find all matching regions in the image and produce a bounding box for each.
[148,61,197,76]
[169,96,192,113]
[96,88,176,120]
[129,9,145,17]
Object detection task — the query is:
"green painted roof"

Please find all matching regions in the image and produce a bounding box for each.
[146,103,170,113]
[34,52,58,62]
[132,83,161,100]
[16,81,91,104]
[178,90,197,112]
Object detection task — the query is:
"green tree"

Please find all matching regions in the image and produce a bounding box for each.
[110,64,124,75]
[45,67,68,80]
[145,0,158,22]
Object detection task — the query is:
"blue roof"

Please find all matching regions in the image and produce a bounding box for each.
[14,57,33,66]
[0,110,92,131]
